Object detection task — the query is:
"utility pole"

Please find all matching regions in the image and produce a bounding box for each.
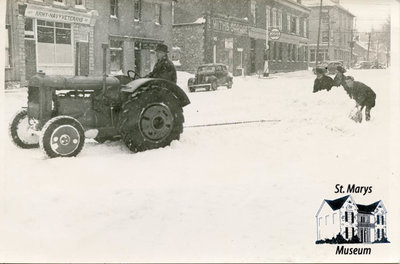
[349,18,355,68]
[315,0,323,67]
[367,32,371,61]
[350,31,354,68]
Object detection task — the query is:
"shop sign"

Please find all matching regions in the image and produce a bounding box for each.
[269,28,281,40]
[211,17,248,36]
[25,5,92,25]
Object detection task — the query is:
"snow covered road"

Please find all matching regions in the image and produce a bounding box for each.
[1,69,399,262]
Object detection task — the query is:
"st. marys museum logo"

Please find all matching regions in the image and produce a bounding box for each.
[315,195,389,254]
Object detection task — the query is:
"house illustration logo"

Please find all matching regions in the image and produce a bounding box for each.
[315,195,389,244]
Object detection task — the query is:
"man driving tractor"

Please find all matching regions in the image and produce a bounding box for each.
[148,43,177,83]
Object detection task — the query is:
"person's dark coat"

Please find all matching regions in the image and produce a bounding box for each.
[334,72,352,98]
[313,75,334,93]
[350,81,376,107]
[148,55,177,83]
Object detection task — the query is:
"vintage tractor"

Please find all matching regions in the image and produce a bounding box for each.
[9,48,190,158]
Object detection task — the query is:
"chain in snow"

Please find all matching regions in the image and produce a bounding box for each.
[184,119,281,129]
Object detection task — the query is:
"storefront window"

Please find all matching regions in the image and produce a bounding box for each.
[278,10,282,30]
[134,0,142,21]
[37,20,72,65]
[38,27,55,43]
[25,18,34,39]
[110,39,123,73]
[75,0,85,7]
[290,16,296,34]
[304,47,308,62]
[310,49,315,62]
[56,28,71,44]
[111,0,118,17]
[5,26,10,68]
[322,31,329,43]
[272,9,277,27]
[251,0,256,25]
[154,4,162,24]
[292,44,296,61]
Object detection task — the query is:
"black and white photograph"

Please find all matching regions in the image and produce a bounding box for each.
[1,0,399,262]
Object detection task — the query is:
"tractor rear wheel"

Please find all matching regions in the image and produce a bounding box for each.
[9,108,39,149]
[119,86,184,153]
[40,116,85,158]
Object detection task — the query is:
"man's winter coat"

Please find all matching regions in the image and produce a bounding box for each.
[334,72,352,98]
[350,81,376,107]
[148,55,177,83]
[313,75,334,93]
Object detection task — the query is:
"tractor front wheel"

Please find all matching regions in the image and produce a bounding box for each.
[9,109,39,149]
[119,86,184,152]
[40,116,85,158]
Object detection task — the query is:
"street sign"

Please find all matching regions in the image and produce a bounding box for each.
[269,28,281,40]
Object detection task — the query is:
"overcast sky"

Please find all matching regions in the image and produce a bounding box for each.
[339,0,393,33]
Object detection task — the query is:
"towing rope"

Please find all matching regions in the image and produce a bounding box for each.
[184,119,281,128]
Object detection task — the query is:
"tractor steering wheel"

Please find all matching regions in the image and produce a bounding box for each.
[127,70,140,80]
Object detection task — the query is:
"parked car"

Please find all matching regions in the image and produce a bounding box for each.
[312,61,344,75]
[371,62,386,69]
[188,63,233,92]
[354,61,372,69]
[327,61,344,74]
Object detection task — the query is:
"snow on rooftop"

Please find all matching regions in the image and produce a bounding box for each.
[302,0,355,16]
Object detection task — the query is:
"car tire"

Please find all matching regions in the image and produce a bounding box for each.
[227,80,233,89]
[211,81,218,91]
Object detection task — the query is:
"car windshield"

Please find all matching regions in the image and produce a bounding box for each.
[198,66,215,74]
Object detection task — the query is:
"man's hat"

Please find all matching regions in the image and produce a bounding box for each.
[345,76,354,81]
[315,67,326,74]
[337,65,346,73]
[155,43,169,53]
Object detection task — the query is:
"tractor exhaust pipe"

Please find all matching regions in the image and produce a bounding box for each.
[101,43,109,94]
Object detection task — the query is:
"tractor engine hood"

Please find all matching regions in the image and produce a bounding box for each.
[29,73,120,90]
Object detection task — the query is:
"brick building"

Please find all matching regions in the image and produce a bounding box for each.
[93,0,174,77]
[302,0,355,66]
[5,0,174,83]
[173,0,310,75]
[5,0,98,82]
